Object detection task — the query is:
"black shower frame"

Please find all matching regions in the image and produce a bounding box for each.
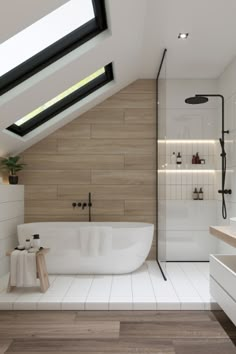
[156,48,167,281]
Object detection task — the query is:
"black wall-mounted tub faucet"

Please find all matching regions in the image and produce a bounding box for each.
[82,202,87,210]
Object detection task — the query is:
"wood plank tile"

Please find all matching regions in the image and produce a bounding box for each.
[100,93,155,109]
[124,108,155,124]
[79,108,124,124]
[0,340,12,354]
[23,154,124,170]
[57,139,155,155]
[20,170,90,185]
[91,124,155,139]
[125,200,155,215]
[51,124,91,139]
[58,185,155,200]
[75,310,214,323]
[6,339,175,353]
[0,311,76,321]
[92,170,155,185]
[92,215,156,224]
[120,321,228,339]
[173,339,236,354]
[23,138,57,155]
[0,321,120,339]
[125,155,155,169]
[25,185,57,200]
[25,200,124,216]
[120,79,156,94]
[212,311,236,341]
[24,215,89,223]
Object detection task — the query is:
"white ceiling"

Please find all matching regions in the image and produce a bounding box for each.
[1,0,236,156]
[140,0,236,79]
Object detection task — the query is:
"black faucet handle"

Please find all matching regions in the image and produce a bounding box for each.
[77,202,82,207]
[72,202,76,208]
[82,202,87,210]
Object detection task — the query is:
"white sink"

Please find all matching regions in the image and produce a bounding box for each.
[230,218,236,232]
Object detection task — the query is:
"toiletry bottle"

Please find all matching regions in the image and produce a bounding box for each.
[32,234,40,249]
[25,239,31,250]
[171,152,176,165]
[192,155,196,164]
[176,152,182,165]
[193,188,199,200]
[199,187,204,200]
[195,152,200,164]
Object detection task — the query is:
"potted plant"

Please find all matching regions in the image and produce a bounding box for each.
[0,156,26,184]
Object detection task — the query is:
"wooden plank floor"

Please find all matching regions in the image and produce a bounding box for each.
[0,311,235,353]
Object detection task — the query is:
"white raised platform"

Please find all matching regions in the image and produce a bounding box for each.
[0,261,219,311]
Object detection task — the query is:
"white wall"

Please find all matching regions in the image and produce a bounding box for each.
[162,79,219,260]
[217,58,236,254]
[0,185,24,276]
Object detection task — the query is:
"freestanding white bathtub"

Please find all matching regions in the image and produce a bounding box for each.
[17,222,154,274]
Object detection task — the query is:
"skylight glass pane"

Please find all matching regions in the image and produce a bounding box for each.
[15,67,105,126]
[0,0,94,77]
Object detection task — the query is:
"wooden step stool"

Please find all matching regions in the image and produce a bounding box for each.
[6,248,50,293]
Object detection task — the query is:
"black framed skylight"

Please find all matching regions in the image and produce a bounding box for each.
[7,63,113,136]
[0,0,107,95]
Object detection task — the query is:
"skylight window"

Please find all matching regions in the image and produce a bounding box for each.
[7,63,113,136]
[0,0,107,95]
[15,67,105,127]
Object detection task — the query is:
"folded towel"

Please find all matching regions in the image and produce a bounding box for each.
[10,250,37,287]
[10,250,19,286]
[23,251,37,287]
[79,227,112,257]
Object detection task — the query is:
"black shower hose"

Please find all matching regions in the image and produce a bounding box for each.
[222,153,227,219]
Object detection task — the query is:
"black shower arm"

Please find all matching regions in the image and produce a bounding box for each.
[195,94,228,138]
[195,93,229,138]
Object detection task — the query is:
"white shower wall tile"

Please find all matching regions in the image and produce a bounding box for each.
[166,200,217,231]
[166,231,216,261]
[166,109,218,140]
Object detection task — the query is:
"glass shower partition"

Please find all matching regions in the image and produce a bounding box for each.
[156,49,167,279]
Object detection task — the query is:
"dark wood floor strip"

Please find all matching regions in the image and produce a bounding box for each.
[0,321,120,340]
[6,339,175,353]
[0,310,235,354]
[120,321,228,339]
[0,341,12,354]
[173,339,236,354]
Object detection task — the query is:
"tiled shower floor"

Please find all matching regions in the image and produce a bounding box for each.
[0,261,219,311]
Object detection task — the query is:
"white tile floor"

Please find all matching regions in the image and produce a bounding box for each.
[0,261,220,311]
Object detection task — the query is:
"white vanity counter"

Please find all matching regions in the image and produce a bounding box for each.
[209,226,236,325]
[209,226,236,248]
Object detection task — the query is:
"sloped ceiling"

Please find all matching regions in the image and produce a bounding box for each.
[0,0,70,43]
[1,0,236,156]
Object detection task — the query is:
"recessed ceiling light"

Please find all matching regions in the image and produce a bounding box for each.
[178,33,189,40]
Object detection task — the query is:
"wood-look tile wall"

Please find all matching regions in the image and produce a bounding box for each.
[20,80,156,258]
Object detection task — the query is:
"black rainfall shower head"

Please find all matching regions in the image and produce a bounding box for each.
[185,96,209,105]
